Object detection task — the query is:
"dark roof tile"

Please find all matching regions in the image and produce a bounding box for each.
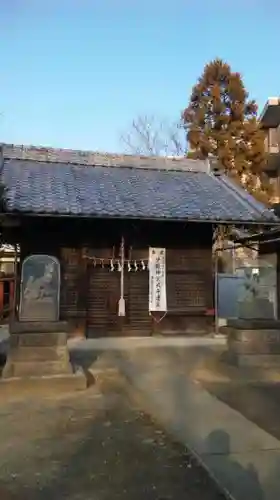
[1,153,278,224]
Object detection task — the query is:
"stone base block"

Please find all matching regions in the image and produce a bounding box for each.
[237,299,274,320]
[10,332,68,348]
[227,323,280,368]
[2,331,74,378]
[228,353,280,368]
[1,328,89,394]
[2,359,73,378]
[228,329,280,354]
[227,319,280,330]
[9,321,69,334]
[0,370,87,397]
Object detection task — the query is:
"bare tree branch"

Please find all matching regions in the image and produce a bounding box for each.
[121,115,185,156]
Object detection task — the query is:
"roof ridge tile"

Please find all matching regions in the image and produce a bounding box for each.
[2,143,210,173]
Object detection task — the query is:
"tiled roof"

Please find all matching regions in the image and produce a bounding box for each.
[0,144,278,224]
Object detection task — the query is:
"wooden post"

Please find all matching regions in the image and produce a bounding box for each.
[12,244,19,320]
[118,236,125,317]
[9,280,14,317]
[214,251,219,336]
[0,281,4,319]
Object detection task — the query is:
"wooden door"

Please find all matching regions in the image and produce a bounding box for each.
[87,267,120,337]
[124,271,152,336]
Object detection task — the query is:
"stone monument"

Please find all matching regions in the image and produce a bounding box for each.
[19,254,60,322]
[2,254,86,392]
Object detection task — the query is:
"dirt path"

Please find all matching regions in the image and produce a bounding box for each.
[0,375,225,500]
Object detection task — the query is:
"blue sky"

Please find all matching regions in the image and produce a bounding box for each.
[1,0,280,152]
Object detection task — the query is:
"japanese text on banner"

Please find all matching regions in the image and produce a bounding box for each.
[149,248,167,312]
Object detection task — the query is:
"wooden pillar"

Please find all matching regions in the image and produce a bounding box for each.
[74,248,87,339]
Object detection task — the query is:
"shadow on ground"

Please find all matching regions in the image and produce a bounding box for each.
[0,338,9,376]
[0,375,226,500]
[112,345,280,499]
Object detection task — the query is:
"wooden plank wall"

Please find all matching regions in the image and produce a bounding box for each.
[11,217,214,336]
[74,246,214,337]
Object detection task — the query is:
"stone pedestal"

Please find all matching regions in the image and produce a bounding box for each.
[237,299,275,320]
[1,321,87,392]
[227,319,280,367]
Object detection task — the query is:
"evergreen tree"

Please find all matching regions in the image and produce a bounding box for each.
[182,58,270,203]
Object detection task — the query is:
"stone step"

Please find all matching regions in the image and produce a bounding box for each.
[229,329,280,342]
[8,346,70,362]
[230,353,280,368]
[0,371,87,397]
[229,339,280,355]
[10,332,67,348]
[228,319,280,330]
[10,321,69,334]
[3,359,73,378]
[228,328,280,360]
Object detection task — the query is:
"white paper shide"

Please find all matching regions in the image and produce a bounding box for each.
[149,248,167,312]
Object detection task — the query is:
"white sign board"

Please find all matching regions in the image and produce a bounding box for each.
[149,248,167,312]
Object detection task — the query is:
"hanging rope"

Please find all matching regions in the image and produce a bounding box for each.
[83,245,168,322]
[149,311,168,323]
[83,254,149,271]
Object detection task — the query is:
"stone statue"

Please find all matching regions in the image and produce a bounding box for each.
[23,262,55,301]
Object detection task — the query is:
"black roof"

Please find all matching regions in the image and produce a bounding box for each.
[1,144,278,225]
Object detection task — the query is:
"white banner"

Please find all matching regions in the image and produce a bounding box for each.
[149,248,167,312]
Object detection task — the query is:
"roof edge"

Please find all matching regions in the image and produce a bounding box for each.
[2,211,279,226]
[212,173,277,219]
[2,143,210,173]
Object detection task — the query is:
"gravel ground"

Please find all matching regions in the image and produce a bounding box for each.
[0,375,226,500]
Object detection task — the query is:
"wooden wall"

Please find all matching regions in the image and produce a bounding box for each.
[4,217,214,336]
